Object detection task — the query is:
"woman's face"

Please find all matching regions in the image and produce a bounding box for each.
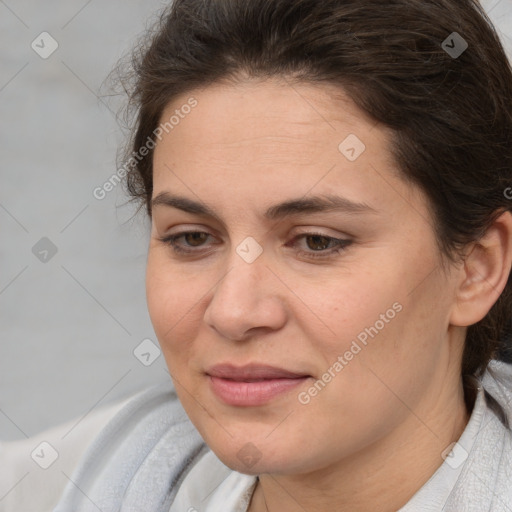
[147,78,464,475]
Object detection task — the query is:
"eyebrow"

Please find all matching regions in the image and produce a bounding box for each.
[151,192,378,221]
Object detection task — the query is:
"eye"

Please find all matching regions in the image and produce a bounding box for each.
[158,231,214,255]
[157,230,353,260]
[287,233,352,260]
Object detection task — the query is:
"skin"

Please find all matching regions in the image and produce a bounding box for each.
[146,78,512,512]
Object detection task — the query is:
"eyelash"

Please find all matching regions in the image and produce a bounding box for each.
[157,231,352,260]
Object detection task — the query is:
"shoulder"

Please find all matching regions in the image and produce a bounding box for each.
[0,393,132,512]
[400,360,512,511]
[447,360,512,511]
[0,382,200,512]
[52,381,206,512]
[482,359,512,427]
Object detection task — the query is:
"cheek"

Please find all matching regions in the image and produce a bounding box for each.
[294,288,434,446]
[145,252,204,358]
[308,272,403,346]
[322,280,450,411]
[305,262,440,389]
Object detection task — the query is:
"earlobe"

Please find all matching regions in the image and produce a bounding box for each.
[450,211,512,327]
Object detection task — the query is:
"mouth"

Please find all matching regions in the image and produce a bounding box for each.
[206,363,311,406]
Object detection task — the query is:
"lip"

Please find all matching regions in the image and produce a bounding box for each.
[206,363,311,406]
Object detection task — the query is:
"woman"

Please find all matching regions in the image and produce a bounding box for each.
[10,0,512,510]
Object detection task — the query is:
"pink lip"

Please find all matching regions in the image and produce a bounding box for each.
[206,364,310,406]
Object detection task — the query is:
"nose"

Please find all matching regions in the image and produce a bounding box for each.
[203,252,287,341]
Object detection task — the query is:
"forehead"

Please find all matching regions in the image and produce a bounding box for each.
[157,78,381,150]
[151,79,428,224]
[154,79,392,175]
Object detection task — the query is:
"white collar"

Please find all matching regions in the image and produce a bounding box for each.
[169,449,257,512]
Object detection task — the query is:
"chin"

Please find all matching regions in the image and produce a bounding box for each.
[205,436,307,477]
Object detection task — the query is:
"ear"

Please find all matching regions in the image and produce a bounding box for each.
[450,211,512,327]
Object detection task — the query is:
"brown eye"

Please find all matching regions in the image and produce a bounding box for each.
[305,235,333,251]
[288,233,353,260]
[184,232,209,247]
[158,231,215,255]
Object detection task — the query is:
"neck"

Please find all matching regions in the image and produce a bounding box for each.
[248,378,472,512]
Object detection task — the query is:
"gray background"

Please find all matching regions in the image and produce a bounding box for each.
[1,0,512,441]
